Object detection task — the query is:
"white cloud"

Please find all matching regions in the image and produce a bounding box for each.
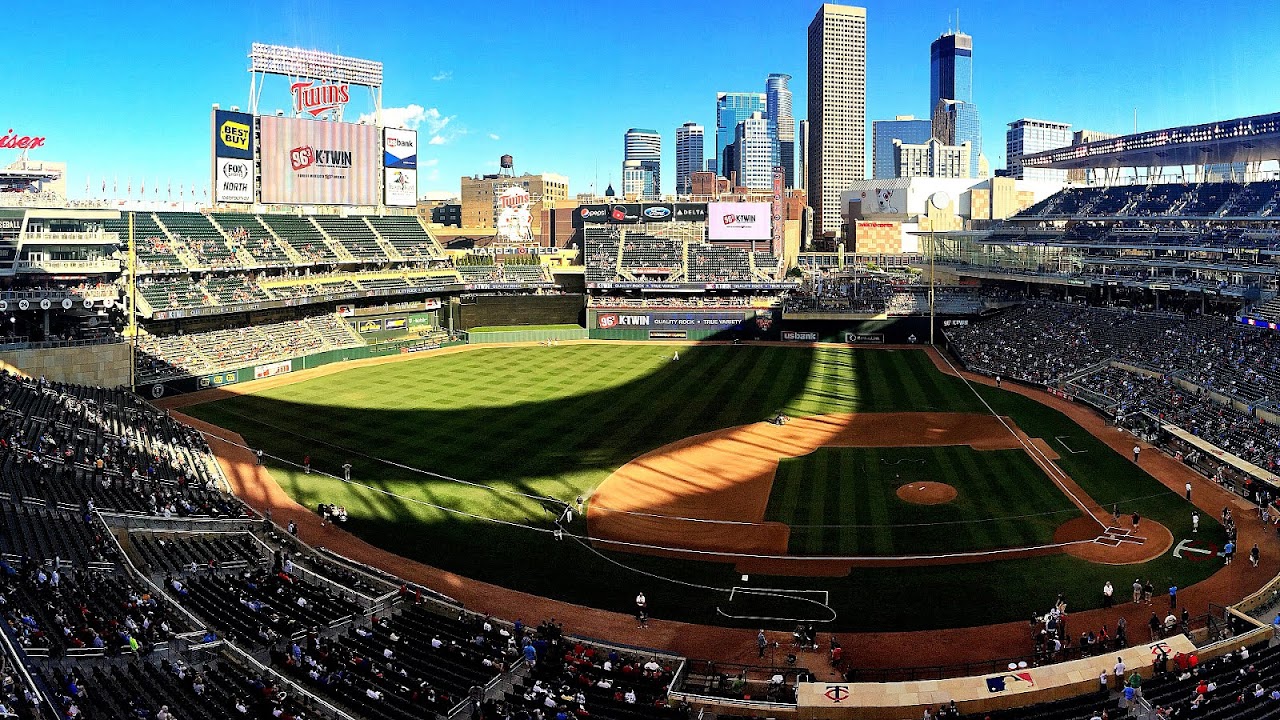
[432,71,453,81]
[356,104,455,134]
[428,135,446,145]
[421,158,440,167]
[488,133,501,141]
[426,168,440,182]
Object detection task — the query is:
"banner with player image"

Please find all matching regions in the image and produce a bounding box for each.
[383,127,417,207]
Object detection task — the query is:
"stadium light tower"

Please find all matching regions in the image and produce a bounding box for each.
[247,43,383,124]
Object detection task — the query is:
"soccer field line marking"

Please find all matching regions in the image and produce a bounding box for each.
[934,350,1107,528]
[1055,436,1088,454]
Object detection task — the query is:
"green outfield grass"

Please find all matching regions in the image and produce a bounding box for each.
[767,447,1081,555]
[468,324,584,333]
[184,344,1225,632]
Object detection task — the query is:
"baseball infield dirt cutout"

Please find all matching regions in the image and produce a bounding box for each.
[588,410,1170,574]
[896,481,958,505]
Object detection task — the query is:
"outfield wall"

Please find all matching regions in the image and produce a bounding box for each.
[137,338,463,399]
[468,328,588,344]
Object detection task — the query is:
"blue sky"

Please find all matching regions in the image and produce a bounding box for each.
[6,0,1279,199]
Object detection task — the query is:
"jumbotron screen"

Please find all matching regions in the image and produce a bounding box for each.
[259,115,378,206]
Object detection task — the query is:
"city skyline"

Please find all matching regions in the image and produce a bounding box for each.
[6,0,1280,201]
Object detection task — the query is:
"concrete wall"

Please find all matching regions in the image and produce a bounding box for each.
[0,342,131,387]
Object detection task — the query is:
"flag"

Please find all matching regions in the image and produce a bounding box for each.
[167,179,171,200]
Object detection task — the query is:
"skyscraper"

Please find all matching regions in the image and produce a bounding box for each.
[766,73,796,188]
[798,120,809,192]
[733,112,773,190]
[807,3,867,238]
[623,128,661,199]
[930,31,972,108]
[930,31,981,178]
[1006,118,1071,182]
[675,123,705,196]
[872,115,933,179]
[715,92,766,184]
[931,99,981,178]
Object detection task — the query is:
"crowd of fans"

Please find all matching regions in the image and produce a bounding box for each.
[948,302,1280,474]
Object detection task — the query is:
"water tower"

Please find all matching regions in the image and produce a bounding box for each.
[499,154,515,178]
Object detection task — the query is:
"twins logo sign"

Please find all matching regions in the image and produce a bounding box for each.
[823,685,850,704]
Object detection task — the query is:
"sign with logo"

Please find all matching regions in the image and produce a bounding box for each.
[822,686,850,704]
[985,671,1035,693]
[215,158,254,203]
[259,115,378,206]
[672,203,707,223]
[213,110,254,160]
[781,331,818,342]
[1,129,47,151]
[291,80,351,117]
[845,332,884,344]
[597,313,647,329]
[609,204,641,224]
[707,202,771,240]
[598,312,745,330]
[385,318,407,331]
[574,204,609,226]
[641,203,673,222]
[357,318,383,333]
[253,360,292,380]
[496,186,533,243]
[383,127,418,207]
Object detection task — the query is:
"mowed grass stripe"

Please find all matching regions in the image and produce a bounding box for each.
[769,445,1081,556]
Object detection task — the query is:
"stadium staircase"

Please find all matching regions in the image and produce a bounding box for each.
[240,214,308,265]
[358,217,407,262]
[306,217,358,263]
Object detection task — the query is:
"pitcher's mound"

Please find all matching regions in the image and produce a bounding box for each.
[897,482,957,505]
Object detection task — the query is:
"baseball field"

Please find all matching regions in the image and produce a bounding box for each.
[181,343,1225,632]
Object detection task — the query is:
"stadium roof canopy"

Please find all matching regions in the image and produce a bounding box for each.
[1021,111,1280,170]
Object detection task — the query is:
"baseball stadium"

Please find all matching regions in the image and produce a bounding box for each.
[3,36,1280,720]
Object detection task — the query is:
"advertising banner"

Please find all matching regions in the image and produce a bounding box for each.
[254,360,292,379]
[781,331,819,342]
[384,318,407,331]
[707,202,771,240]
[213,110,254,160]
[215,157,254,203]
[259,116,378,205]
[357,318,384,333]
[596,312,745,330]
[640,203,674,222]
[383,127,418,207]
[608,204,641,224]
[673,203,707,223]
[574,204,609,227]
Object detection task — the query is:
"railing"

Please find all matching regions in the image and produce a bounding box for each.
[18,230,120,243]
[15,258,120,272]
[0,335,120,352]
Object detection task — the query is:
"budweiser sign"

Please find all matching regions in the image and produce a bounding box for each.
[0,129,46,150]
[290,81,351,117]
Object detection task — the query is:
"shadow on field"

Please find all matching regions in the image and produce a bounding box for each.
[183,337,874,626]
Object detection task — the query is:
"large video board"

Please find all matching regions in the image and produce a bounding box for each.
[259,115,378,205]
